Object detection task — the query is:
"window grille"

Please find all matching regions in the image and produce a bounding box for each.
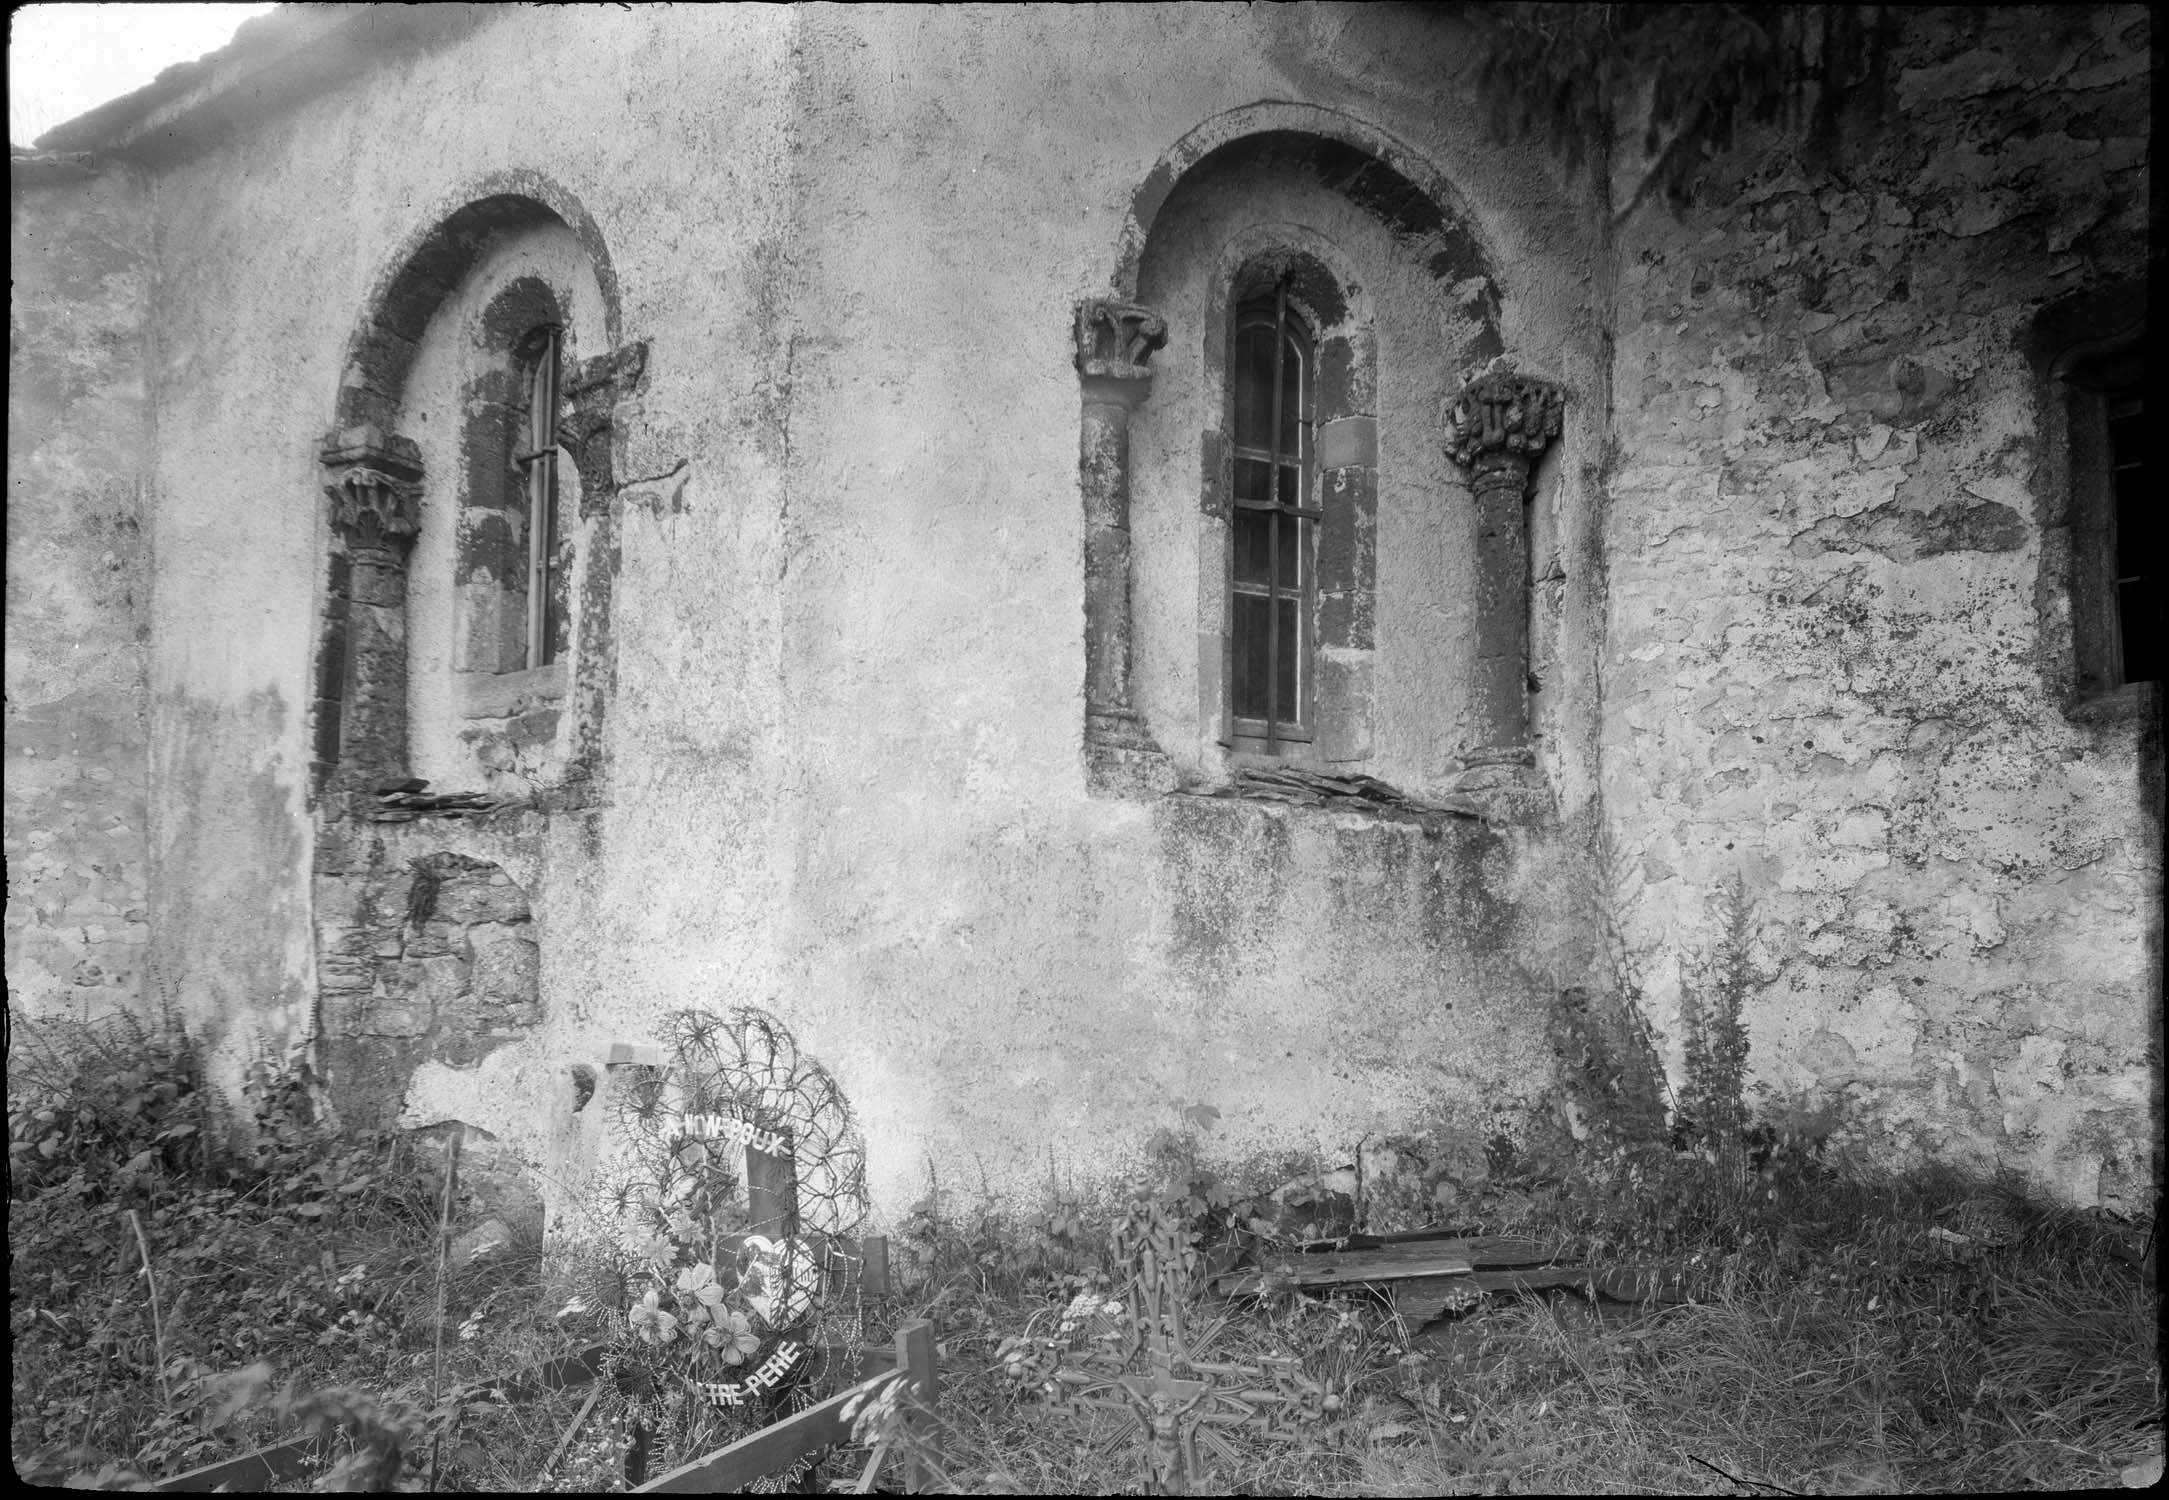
[517,327,563,670]
[2105,386,2154,684]
[1229,285,1317,751]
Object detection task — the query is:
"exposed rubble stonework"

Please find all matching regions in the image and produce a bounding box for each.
[1602,4,2157,1207]
[5,4,2155,1222]
[314,837,542,1128]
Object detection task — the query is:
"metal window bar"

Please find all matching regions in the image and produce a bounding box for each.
[2106,386,2151,682]
[516,328,562,670]
[1230,283,1317,750]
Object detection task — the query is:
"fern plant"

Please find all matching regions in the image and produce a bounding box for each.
[1677,876,1759,1144]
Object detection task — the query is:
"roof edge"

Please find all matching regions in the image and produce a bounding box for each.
[34,3,489,164]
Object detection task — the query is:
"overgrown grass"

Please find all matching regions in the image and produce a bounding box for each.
[8,1012,575,1490]
[881,1142,2159,1496]
[10,1011,2160,1493]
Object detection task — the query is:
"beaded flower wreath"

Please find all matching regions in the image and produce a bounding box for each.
[571,1008,869,1482]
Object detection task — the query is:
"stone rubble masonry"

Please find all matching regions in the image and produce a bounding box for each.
[313,822,542,1129]
[1603,4,2157,1208]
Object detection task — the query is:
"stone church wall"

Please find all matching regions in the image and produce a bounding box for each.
[1603,5,2157,1206]
[6,157,153,1027]
[6,3,2154,1220]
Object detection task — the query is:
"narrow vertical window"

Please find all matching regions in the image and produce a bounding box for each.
[2105,385,2155,684]
[518,327,563,670]
[1229,287,1317,750]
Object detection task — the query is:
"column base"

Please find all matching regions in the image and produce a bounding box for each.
[1086,704,1160,751]
[1085,708,1177,798]
[1448,746,1535,789]
[1443,748,1550,823]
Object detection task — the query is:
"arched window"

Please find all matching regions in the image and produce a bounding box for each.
[1228,286,1317,752]
[516,325,565,670]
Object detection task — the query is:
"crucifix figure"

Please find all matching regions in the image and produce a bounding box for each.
[1122,1376,1211,1492]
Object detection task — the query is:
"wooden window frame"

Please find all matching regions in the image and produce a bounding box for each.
[2064,346,2148,694]
[1226,284,1319,755]
[515,325,564,671]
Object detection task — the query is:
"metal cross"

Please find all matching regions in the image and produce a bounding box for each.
[1001,1194,1336,1495]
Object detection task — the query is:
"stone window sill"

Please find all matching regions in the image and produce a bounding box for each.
[2066,678,2161,729]
[459,661,568,721]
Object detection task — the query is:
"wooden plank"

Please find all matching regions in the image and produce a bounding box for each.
[859,1234,890,1298]
[630,1371,893,1492]
[894,1320,938,1492]
[1388,1268,1594,1323]
[1389,1264,1700,1324]
[893,1320,936,1404]
[153,1434,322,1493]
[630,1320,936,1494]
[1214,1235,1570,1296]
[1215,1249,1475,1294]
[745,1134,799,1240]
[1288,1235,1565,1267]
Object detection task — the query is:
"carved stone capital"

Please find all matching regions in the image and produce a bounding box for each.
[1075,300,1168,391]
[564,339,648,405]
[320,433,424,552]
[562,339,652,509]
[1443,357,1566,470]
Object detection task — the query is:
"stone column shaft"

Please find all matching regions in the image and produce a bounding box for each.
[1074,301,1168,757]
[1080,386,1143,743]
[320,431,424,792]
[1444,360,1566,768]
[1468,448,1536,752]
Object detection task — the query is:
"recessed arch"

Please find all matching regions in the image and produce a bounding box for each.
[1112,101,1504,338]
[1106,101,1547,794]
[311,172,643,798]
[332,171,622,434]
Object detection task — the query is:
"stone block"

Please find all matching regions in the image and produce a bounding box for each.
[468,925,539,1006]
[432,878,531,926]
[1316,416,1377,471]
[1317,331,1375,420]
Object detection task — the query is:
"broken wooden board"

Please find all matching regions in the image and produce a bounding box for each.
[1212,1235,1565,1297]
[1212,1234,1699,1323]
[1390,1268,1616,1324]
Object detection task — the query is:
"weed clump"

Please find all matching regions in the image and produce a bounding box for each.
[10,1007,2158,1494]
[8,1011,559,1489]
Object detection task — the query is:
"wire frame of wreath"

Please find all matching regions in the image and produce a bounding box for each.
[592,1007,871,1423]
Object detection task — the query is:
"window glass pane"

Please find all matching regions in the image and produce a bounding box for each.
[1279,463,1304,509]
[1233,508,1273,586]
[1233,323,1275,451]
[2109,390,2154,681]
[528,334,558,453]
[1279,332,1305,457]
[1276,594,1300,717]
[1278,513,1304,590]
[1231,593,1271,720]
[1234,456,1272,504]
[2115,465,2144,578]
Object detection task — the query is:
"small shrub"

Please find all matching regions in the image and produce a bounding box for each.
[8,1010,204,1201]
[1677,875,1759,1144]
